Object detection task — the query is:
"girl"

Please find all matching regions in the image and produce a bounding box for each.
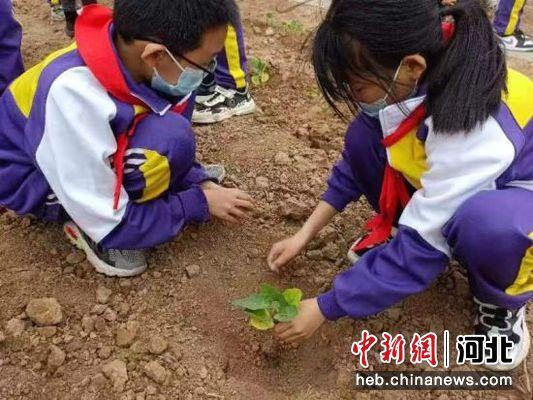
[268,0,532,371]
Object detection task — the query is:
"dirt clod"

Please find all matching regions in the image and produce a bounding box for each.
[96,286,113,304]
[274,151,291,165]
[144,361,168,384]
[185,264,201,278]
[47,345,66,371]
[116,321,139,347]
[5,318,25,337]
[97,346,113,360]
[102,359,128,392]
[26,298,63,326]
[149,335,168,355]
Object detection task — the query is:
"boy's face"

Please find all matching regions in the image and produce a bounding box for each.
[142,25,228,85]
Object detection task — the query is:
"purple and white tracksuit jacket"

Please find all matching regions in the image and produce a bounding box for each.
[317,69,533,319]
[0,20,212,250]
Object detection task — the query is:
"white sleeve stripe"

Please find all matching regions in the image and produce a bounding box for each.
[36,66,129,243]
[506,180,533,191]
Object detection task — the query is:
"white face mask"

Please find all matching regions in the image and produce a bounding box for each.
[358,61,417,118]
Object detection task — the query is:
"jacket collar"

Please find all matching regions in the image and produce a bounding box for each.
[75,4,190,115]
[378,94,426,139]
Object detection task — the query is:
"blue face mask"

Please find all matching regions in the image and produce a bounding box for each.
[358,61,417,118]
[150,48,205,97]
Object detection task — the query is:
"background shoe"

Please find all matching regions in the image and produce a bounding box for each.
[499,30,533,52]
[193,85,256,124]
[64,222,147,277]
[195,74,217,103]
[474,298,530,371]
[203,164,226,184]
[50,4,65,21]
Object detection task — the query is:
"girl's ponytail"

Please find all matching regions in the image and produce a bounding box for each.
[426,0,507,133]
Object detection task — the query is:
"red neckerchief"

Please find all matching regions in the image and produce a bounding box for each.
[354,21,455,251]
[75,4,188,210]
[354,104,426,251]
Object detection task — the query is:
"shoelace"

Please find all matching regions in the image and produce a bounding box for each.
[475,299,513,331]
[515,29,526,39]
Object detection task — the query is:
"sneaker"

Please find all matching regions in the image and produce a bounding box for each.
[203,163,226,184]
[474,298,530,371]
[195,75,217,104]
[347,227,398,263]
[50,4,65,22]
[192,85,256,124]
[64,221,147,277]
[499,30,533,52]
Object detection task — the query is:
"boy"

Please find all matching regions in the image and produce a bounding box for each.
[493,0,533,51]
[0,0,253,277]
[192,19,256,124]
[0,0,23,94]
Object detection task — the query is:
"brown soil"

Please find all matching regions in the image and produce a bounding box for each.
[1,1,532,400]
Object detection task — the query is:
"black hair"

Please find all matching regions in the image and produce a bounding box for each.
[312,0,507,133]
[114,0,239,55]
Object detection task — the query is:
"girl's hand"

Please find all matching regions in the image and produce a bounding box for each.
[267,231,309,272]
[202,185,254,223]
[268,201,338,272]
[274,298,326,344]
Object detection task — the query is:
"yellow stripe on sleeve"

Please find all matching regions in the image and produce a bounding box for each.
[9,43,77,118]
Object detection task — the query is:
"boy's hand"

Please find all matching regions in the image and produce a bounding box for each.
[274,298,326,344]
[267,231,308,272]
[202,185,254,223]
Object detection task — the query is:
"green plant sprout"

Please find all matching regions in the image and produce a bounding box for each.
[250,56,270,86]
[283,19,304,33]
[232,284,303,330]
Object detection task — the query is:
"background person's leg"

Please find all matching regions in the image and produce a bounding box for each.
[493,0,533,51]
[0,0,23,95]
[193,20,256,124]
[215,24,248,90]
[444,188,532,370]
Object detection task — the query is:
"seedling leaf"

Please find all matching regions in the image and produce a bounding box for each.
[232,285,303,330]
[247,309,274,330]
[282,288,303,307]
[231,293,270,310]
[274,304,299,322]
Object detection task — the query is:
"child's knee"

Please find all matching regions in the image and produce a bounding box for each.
[444,191,525,261]
[131,113,195,159]
[123,113,196,201]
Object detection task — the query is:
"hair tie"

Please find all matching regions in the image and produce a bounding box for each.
[441,21,455,44]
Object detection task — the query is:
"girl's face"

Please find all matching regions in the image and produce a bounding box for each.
[348,54,427,105]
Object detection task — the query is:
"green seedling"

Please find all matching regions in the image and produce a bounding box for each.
[250,56,270,86]
[232,284,303,330]
[282,19,304,33]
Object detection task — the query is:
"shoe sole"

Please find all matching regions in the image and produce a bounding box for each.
[63,222,147,278]
[505,47,533,52]
[192,99,257,124]
[482,321,530,371]
[347,227,398,264]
